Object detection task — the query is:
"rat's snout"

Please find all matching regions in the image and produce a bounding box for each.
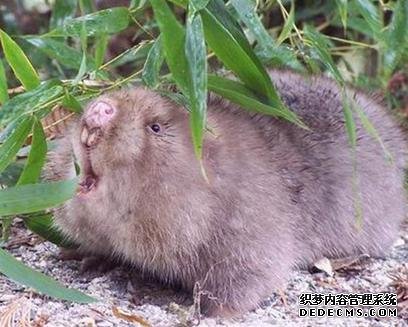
[81,101,115,148]
[84,101,115,129]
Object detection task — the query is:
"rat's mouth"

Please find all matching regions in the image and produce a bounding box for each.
[78,154,99,195]
[77,125,102,195]
[80,125,102,148]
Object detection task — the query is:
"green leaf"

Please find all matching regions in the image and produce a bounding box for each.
[332,16,374,38]
[48,7,130,37]
[186,11,208,163]
[0,116,34,175]
[1,217,13,242]
[354,103,392,161]
[0,30,40,91]
[0,162,24,187]
[73,22,88,84]
[149,0,190,94]
[335,0,348,30]
[255,43,304,72]
[208,75,305,128]
[0,59,8,104]
[62,92,83,113]
[229,0,303,71]
[303,25,343,84]
[0,247,96,303]
[168,0,188,7]
[201,0,284,109]
[353,0,382,40]
[130,0,148,10]
[383,0,408,79]
[142,36,164,88]
[342,91,356,147]
[158,90,189,108]
[277,2,295,45]
[95,34,109,69]
[169,0,288,109]
[24,212,75,248]
[50,0,78,29]
[104,41,152,68]
[81,0,96,14]
[0,179,78,216]
[25,37,96,71]
[230,0,275,49]
[190,0,210,13]
[17,119,47,185]
[0,80,64,127]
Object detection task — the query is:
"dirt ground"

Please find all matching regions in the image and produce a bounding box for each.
[0,220,407,327]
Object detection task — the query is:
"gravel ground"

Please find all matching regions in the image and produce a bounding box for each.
[0,221,407,327]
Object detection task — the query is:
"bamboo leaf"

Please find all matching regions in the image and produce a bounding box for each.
[168,0,187,6]
[170,0,290,110]
[0,116,34,175]
[48,7,130,37]
[142,36,164,88]
[130,0,148,10]
[353,0,382,40]
[95,34,109,69]
[335,0,348,30]
[0,80,64,127]
[73,22,88,84]
[81,0,95,14]
[256,44,304,72]
[17,118,47,185]
[383,0,408,79]
[50,0,78,29]
[0,59,8,104]
[208,75,305,128]
[190,0,210,12]
[332,15,373,38]
[230,0,275,49]
[149,0,190,94]
[25,37,96,71]
[24,212,75,248]
[277,2,295,45]
[0,162,24,187]
[186,10,208,162]
[0,179,78,216]
[104,42,152,68]
[0,30,40,91]
[0,247,96,303]
[201,0,284,110]
[354,103,392,161]
[342,92,356,147]
[62,92,83,113]
[303,25,343,84]
[229,0,303,71]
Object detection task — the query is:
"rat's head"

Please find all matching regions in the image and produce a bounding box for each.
[72,88,198,196]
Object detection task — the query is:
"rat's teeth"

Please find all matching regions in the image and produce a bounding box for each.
[87,131,97,147]
[81,127,89,145]
[86,128,101,147]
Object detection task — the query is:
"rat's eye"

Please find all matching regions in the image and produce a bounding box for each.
[150,123,161,134]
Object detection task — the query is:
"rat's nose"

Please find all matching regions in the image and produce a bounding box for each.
[84,101,115,129]
[81,101,115,148]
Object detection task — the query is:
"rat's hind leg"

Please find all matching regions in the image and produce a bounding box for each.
[193,256,290,318]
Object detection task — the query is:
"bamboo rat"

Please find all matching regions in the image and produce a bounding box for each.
[46,70,407,317]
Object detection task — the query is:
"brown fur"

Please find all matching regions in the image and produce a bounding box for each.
[46,70,407,317]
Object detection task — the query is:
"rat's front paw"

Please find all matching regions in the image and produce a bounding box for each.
[59,248,117,274]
